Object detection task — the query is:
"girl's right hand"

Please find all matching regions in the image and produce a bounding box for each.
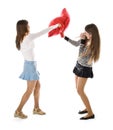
[80,33,86,39]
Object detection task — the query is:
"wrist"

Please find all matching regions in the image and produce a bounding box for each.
[64,36,69,41]
[81,39,86,44]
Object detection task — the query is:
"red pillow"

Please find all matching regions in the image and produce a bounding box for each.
[48,8,70,37]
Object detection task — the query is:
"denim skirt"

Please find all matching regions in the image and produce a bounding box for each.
[19,60,40,80]
[73,62,93,78]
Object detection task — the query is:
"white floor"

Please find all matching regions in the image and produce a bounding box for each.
[1,54,113,130]
[0,0,113,129]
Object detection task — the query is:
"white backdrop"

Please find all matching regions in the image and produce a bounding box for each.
[0,0,113,129]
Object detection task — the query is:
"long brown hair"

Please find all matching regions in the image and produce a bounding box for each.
[15,20,29,50]
[85,23,101,63]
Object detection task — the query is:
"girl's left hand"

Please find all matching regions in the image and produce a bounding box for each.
[58,23,62,27]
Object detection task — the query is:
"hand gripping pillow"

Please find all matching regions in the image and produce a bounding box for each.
[48,8,70,37]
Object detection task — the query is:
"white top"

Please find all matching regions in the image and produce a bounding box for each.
[20,24,58,61]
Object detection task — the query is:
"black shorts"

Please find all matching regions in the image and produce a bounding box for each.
[73,62,93,78]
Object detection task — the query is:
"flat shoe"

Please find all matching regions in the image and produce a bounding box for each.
[78,110,88,114]
[14,111,28,119]
[80,114,95,120]
[33,108,46,115]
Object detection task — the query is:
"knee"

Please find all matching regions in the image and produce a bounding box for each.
[34,82,40,94]
[77,88,84,96]
[27,88,33,95]
[77,88,80,95]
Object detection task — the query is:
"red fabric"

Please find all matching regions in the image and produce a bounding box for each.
[48,8,70,37]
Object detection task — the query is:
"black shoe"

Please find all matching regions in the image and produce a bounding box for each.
[80,114,95,120]
[78,110,88,114]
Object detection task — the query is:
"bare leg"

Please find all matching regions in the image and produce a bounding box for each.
[76,76,87,112]
[16,80,37,112]
[75,76,78,89]
[34,80,40,108]
[76,76,94,117]
[33,80,46,115]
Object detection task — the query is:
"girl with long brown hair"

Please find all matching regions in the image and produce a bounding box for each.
[14,19,59,119]
[63,23,100,120]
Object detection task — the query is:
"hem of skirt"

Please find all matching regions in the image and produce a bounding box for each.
[19,77,39,81]
[19,78,39,81]
[73,72,93,78]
